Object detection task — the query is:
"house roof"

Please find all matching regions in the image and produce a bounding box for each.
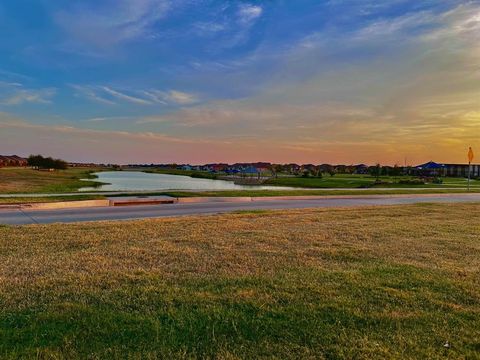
[416,161,445,169]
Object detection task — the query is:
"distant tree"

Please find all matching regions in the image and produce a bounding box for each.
[28,154,68,170]
[391,165,402,176]
[271,164,283,178]
[369,164,381,181]
[301,169,311,178]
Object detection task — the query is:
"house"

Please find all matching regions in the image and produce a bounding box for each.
[0,155,28,167]
[242,166,259,175]
[443,163,480,178]
[205,163,228,172]
[415,161,446,177]
[354,164,369,174]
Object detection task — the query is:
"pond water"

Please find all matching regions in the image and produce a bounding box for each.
[80,171,296,192]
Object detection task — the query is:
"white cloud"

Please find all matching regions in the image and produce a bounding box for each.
[70,85,116,105]
[101,86,152,105]
[71,84,198,107]
[238,4,263,25]
[164,90,198,105]
[85,116,133,122]
[142,89,198,105]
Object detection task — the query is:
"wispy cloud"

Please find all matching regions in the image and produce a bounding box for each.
[163,90,198,105]
[70,85,116,105]
[237,4,263,25]
[72,84,198,107]
[54,0,172,49]
[101,86,152,105]
[84,116,133,122]
[0,82,56,105]
[142,89,198,105]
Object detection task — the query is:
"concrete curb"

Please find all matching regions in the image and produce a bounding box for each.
[177,197,253,203]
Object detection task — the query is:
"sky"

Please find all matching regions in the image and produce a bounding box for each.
[0,0,479,165]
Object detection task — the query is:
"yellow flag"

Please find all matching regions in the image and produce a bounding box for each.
[468,147,474,163]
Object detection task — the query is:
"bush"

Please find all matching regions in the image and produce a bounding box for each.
[398,179,425,185]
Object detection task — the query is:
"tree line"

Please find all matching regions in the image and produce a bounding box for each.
[27,155,68,170]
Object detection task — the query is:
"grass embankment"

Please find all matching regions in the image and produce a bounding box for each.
[0,167,106,194]
[0,195,106,205]
[1,204,479,358]
[144,168,219,179]
[143,168,480,189]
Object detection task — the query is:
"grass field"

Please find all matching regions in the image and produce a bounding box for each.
[0,195,106,205]
[0,167,106,194]
[1,204,479,359]
[265,174,480,189]
[143,168,480,189]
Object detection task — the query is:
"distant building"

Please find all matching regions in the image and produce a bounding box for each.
[415,161,480,177]
[0,155,28,167]
[443,163,480,178]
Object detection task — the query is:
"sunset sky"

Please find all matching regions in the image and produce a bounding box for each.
[0,0,479,165]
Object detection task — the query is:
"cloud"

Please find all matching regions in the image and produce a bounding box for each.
[71,84,198,107]
[101,86,152,105]
[163,90,198,105]
[84,116,133,122]
[0,82,56,105]
[237,4,263,25]
[193,22,226,35]
[133,3,480,164]
[142,89,199,105]
[70,85,116,105]
[54,0,172,49]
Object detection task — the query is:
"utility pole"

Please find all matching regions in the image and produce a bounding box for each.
[468,147,474,192]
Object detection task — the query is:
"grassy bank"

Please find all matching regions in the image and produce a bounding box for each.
[144,168,219,179]
[265,174,480,189]
[0,195,106,205]
[142,168,480,189]
[1,204,479,358]
[0,167,106,194]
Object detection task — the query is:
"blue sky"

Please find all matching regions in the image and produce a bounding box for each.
[0,0,479,164]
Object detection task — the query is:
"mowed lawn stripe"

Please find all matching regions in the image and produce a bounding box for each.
[0,204,479,359]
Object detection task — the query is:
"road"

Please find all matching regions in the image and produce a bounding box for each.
[1,193,480,225]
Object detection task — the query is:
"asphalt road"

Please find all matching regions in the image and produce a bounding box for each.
[2,194,480,225]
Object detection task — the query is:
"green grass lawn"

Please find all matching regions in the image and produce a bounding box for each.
[266,175,480,189]
[0,195,106,205]
[1,204,479,358]
[142,168,480,189]
[0,167,106,194]
[265,175,380,188]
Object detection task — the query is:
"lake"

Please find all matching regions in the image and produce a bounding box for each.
[80,171,296,192]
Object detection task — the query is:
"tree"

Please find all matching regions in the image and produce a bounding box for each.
[28,155,68,170]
